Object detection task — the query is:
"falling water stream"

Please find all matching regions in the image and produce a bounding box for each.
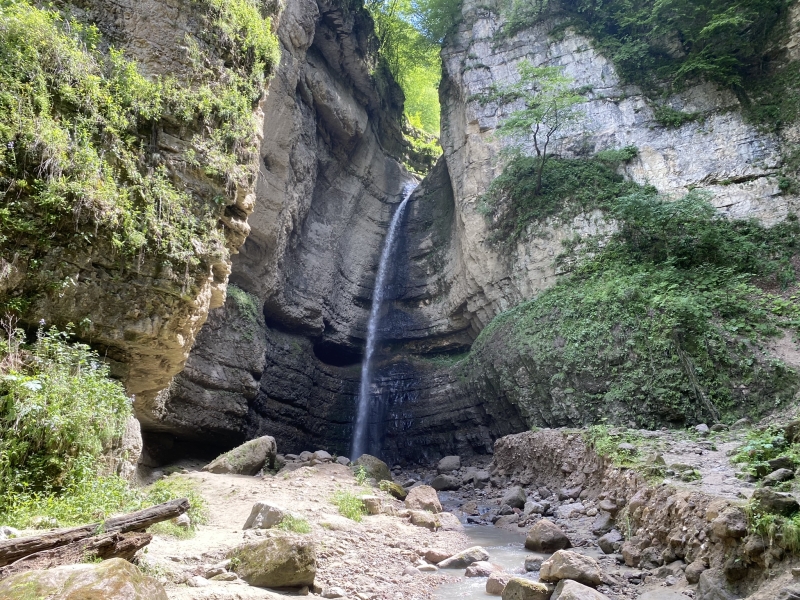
[350,182,417,460]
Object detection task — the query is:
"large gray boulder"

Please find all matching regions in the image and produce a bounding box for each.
[501,486,526,509]
[539,550,602,586]
[353,454,392,482]
[438,455,461,473]
[202,436,277,475]
[751,488,799,516]
[405,485,442,513]
[430,474,461,491]
[438,546,490,568]
[525,519,572,552]
[0,558,167,599]
[228,532,316,588]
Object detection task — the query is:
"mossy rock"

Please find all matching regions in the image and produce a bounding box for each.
[0,558,167,600]
[380,480,407,500]
[352,454,392,482]
[228,532,316,588]
[203,436,277,476]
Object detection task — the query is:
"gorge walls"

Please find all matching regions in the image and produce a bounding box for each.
[148,0,800,463]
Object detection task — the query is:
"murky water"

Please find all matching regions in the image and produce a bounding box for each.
[433,526,545,600]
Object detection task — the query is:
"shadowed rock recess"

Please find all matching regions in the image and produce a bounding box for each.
[152,0,800,463]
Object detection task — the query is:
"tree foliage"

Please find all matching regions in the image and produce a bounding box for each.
[366,0,442,133]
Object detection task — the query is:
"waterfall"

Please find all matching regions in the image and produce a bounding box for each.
[350,182,417,460]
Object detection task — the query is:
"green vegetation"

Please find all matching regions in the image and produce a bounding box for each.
[227,284,260,324]
[0,323,206,529]
[466,191,800,427]
[583,425,666,479]
[366,0,443,138]
[498,0,791,93]
[354,465,369,486]
[732,426,799,483]
[0,0,278,311]
[748,510,800,553]
[331,490,367,522]
[653,106,704,129]
[276,514,312,533]
[479,146,641,244]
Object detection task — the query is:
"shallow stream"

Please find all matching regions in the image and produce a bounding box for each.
[433,526,543,599]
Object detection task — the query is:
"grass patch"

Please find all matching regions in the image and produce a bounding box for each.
[276,514,311,534]
[331,490,367,522]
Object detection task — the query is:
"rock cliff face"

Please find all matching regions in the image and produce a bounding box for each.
[153,0,800,463]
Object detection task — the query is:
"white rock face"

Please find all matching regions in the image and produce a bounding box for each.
[433,0,799,332]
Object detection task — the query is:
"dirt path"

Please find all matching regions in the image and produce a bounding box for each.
[139,461,469,600]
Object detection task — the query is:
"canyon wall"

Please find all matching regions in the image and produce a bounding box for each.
[151,0,800,463]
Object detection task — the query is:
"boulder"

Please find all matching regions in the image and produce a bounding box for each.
[424,549,451,564]
[551,579,610,600]
[353,454,392,482]
[768,456,796,470]
[559,486,582,500]
[695,424,710,435]
[228,532,316,588]
[0,558,167,600]
[524,501,544,516]
[405,485,442,513]
[466,561,505,577]
[751,488,800,516]
[336,456,350,465]
[243,501,287,529]
[710,508,747,539]
[437,511,464,531]
[685,559,708,584]
[380,480,408,500]
[487,571,512,595]
[430,474,461,491]
[621,541,641,567]
[438,546,490,569]
[597,529,623,554]
[299,451,314,461]
[202,436,277,475]
[438,455,461,473]
[501,486,527,509]
[590,511,614,536]
[313,450,332,462]
[539,550,602,586]
[361,495,382,515]
[409,510,440,530]
[697,568,739,600]
[501,577,551,600]
[525,519,572,552]
[763,468,795,486]
[464,468,491,486]
[524,556,543,572]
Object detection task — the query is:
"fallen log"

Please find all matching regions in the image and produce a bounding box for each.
[0,497,189,567]
[0,532,152,580]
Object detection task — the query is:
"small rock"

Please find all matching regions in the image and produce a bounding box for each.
[424,549,451,564]
[597,529,623,554]
[539,549,602,586]
[418,564,438,572]
[763,468,795,486]
[430,474,461,491]
[558,486,582,500]
[497,504,515,516]
[768,456,796,471]
[586,508,598,517]
[242,501,287,530]
[465,561,504,577]
[597,499,618,514]
[336,456,350,466]
[501,577,551,600]
[438,546,490,569]
[523,501,544,516]
[299,451,314,461]
[361,495,382,515]
[188,575,211,587]
[173,513,191,530]
[405,485,442,513]
[551,579,610,599]
[210,572,238,582]
[710,423,729,432]
[409,510,440,531]
[0,526,20,540]
[501,486,527,509]
[313,450,332,462]
[524,556,543,572]
[403,566,422,576]
[695,423,710,435]
[380,480,408,500]
[732,418,751,429]
[525,519,571,552]
[486,572,512,595]
[617,443,637,453]
[323,587,347,598]
[495,514,520,528]
[438,455,461,473]
[710,508,747,539]
[204,565,227,578]
[685,559,707,584]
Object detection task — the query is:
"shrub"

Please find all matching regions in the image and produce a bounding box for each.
[276,514,312,533]
[331,490,367,522]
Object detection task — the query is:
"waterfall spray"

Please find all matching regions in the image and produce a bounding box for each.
[350,182,417,460]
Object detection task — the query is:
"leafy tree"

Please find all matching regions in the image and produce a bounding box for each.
[493,62,585,194]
